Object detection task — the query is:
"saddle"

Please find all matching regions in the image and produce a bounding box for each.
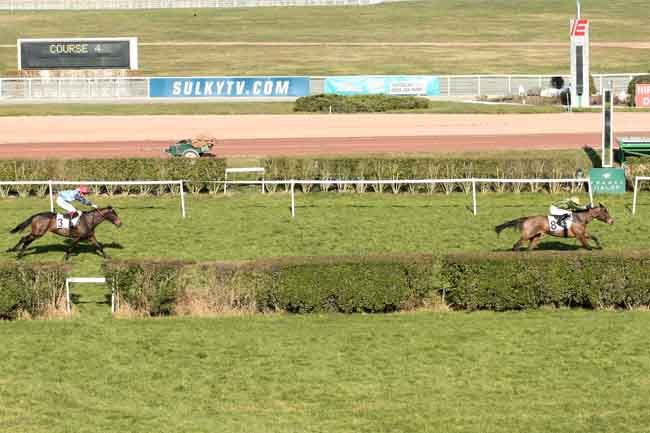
[548,214,573,237]
[56,212,82,229]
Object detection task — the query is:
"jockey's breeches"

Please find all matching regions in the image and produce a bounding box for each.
[56,196,77,213]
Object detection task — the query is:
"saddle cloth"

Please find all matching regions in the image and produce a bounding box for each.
[55,213,81,229]
[548,215,573,234]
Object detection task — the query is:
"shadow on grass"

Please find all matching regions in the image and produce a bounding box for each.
[18,241,124,258]
[493,241,584,252]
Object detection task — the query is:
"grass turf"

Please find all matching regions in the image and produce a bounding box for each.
[0,100,576,116]
[1,311,650,433]
[0,191,645,283]
[1,0,650,75]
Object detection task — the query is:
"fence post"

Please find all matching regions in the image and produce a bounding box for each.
[587,178,594,206]
[472,179,477,215]
[291,180,295,218]
[632,177,639,216]
[507,75,512,95]
[65,279,71,313]
[48,180,54,211]
[224,172,228,194]
[179,180,186,218]
[477,76,481,96]
[447,76,451,97]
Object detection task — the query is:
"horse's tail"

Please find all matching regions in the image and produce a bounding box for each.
[9,212,51,234]
[495,218,526,236]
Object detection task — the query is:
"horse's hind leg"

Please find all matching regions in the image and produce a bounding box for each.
[512,237,526,251]
[15,234,39,258]
[64,238,81,262]
[7,235,28,252]
[528,234,542,251]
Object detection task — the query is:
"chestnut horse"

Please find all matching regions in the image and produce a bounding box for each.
[495,204,613,251]
[7,207,122,261]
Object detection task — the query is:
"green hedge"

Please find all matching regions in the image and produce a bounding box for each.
[443,252,650,310]
[294,94,430,113]
[104,254,441,315]
[0,158,227,197]
[0,262,69,319]
[260,154,592,193]
[106,251,650,316]
[627,74,650,106]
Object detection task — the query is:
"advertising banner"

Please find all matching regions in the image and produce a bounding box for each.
[149,77,310,98]
[590,168,626,193]
[324,76,440,96]
[636,84,650,108]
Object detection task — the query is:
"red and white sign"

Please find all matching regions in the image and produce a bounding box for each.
[636,84,650,108]
[570,19,589,44]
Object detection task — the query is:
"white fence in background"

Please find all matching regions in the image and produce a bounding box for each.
[220,177,594,218]
[0,0,382,9]
[632,176,650,216]
[0,180,186,217]
[65,277,106,313]
[0,74,641,100]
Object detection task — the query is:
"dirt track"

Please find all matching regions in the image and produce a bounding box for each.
[1,113,649,158]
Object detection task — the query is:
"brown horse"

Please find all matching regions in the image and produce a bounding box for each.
[7,207,122,261]
[495,204,613,251]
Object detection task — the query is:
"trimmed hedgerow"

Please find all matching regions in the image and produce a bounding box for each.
[104,254,442,316]
[260,154,592,194]
[0,158,227,197]
[0,262,69,319]
[294,94,430,113]
[106,252,650,316]
[443,251,650,310]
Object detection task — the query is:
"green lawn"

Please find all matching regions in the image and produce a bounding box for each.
[1,191,644,278]
[1,311,649,433]
[1,0,650,75]
[0,100,576,116]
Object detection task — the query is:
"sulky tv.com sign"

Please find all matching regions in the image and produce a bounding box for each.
[636,84,650,108]
[149,77,310,98]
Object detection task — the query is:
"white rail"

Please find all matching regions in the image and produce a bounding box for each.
[0,179,186,218]
[632,176,650,216]
[65,277,106,313]
[0,73,642,100]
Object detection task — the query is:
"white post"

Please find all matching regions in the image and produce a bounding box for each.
[588,179,594,206]
[65,279,71,313]
[291,180,295,218]
[472,179,477,215]
[632,177,639,216]
[477,76,481,96]
[179,180,186,218]
[261,174,265,194]
[508,75,512,95]
[48,180,54,212]
[111,284,116,313]
[447,76,451,97]
[224,172,228,194]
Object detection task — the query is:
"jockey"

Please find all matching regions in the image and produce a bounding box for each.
[549,196,590,225]
[56,185,98,219]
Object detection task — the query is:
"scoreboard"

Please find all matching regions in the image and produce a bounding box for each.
[18,38,138,70]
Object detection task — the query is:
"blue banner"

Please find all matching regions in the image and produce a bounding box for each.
[324,76,440,96]
[149,77,310,98]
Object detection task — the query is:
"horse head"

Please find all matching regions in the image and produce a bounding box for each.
[99,206,122,227]
[591,203,614,225]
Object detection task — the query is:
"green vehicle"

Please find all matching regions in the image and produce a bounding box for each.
[165,138,216,158]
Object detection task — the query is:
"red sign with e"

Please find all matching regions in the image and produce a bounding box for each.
[636,84,650,108]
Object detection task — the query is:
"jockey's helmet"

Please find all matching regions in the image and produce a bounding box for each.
[78,185,89,194]
[570,196,580,204]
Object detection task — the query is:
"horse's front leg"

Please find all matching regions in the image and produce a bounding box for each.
[64,238,81,262]
[88,234,107,259]
[576,233,592,250]
[586,232,602,249]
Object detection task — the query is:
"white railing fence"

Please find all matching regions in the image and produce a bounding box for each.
[0,74,641,100]
[0,180,186,217]
[218,177,593,218]
[632,176,650,216]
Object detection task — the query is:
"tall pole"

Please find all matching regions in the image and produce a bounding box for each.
[577,0,581,20]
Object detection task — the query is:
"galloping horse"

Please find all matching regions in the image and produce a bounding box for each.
[7,207,122,260]
[495,204,613,251]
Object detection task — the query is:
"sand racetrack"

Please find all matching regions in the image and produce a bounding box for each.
[1,112,649,158]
